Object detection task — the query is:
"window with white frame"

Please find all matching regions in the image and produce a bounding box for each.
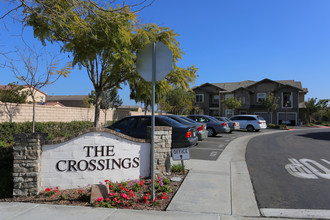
[225,109,234,117]
[257,93,266,103]
[195,94,204,103]
[282,92,292,108]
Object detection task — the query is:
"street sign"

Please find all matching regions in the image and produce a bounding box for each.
[136,42,173,81]
[172,148,190,161]
[136,42,173,201]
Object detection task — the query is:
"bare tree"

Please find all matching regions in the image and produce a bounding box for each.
[10,47,71,132]
[0,83,28,122]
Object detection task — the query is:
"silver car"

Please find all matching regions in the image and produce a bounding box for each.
[165,115,208,141]
[215,117,240,133]
[188,115,231,137]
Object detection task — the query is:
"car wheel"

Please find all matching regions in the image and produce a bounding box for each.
[247,125,254,132]
[207,128,216,137]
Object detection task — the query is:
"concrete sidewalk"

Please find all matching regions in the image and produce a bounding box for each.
[0,131,296,220]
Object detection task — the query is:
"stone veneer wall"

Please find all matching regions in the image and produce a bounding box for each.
[13,133,47,196]
[13,127,172,196]
[149,126,172,177]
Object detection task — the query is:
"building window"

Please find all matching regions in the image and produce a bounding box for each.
[257,93,266,103]
[282,92,292,108]
[225,109,234,117]
[195,94,204,103]
[238,96,246,104]
[40,97,44,103]
[212,95,219,104]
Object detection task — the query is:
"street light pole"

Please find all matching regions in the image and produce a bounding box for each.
[285,103,288,129]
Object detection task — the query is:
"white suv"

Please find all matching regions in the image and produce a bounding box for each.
[229,115,267,132]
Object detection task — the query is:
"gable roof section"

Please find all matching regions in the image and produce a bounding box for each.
[194,79,305,92]
[192,82,227,91]
[211,80,255,92]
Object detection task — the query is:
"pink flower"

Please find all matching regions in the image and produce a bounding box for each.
[121,193,128,199]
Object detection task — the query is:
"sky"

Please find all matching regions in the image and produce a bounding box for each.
[1,0,330,105]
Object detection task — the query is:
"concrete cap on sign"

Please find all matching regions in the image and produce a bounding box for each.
[136,42,173,82]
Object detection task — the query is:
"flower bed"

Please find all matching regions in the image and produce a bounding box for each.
[0,172,186,211]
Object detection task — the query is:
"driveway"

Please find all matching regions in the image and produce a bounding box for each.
[246,128,330,214]
[191,130,272,161]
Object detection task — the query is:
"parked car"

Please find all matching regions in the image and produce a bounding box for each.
[187,115,231,137]
[215,117,240,133]
[164,115,208,141]
[106,115,198,148]
[229,115,267,132]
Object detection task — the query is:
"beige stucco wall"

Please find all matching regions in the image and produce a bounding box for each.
[0,103,153,124]
[21,88,47,103]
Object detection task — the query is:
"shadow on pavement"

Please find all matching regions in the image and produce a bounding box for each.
[297,132,330,141]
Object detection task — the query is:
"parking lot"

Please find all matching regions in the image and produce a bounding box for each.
[190,131,251,161]
[190,129,278,161]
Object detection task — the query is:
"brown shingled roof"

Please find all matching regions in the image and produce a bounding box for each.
[194,79,305,92]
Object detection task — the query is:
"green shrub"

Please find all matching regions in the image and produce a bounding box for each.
[171,164,184,172]
[0,121,94,147]
[267,124,280,129]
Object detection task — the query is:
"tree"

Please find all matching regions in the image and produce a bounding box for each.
[21,1,196,127]
[89,88,123,125]
[162,87,195,115]
[0,82,28,122]
[261,92,280,123]
[314,99,330,121]
[129,65,198,114]
[10,47,71,132]
[305,98,322,123]
[221,96,241,113]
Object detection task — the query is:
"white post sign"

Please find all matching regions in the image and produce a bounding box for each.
[172,148,190,161]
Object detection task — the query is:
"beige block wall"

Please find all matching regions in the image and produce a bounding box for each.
[0,103,154,125]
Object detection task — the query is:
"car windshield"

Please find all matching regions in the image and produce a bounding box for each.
[224,117,232,122]
[158,116,187,127]
[208,116,219,122]
[181,116,197,123]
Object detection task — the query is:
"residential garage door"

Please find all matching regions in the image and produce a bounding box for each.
[278,112,297,126]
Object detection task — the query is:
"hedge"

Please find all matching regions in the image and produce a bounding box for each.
[0,121,94,148]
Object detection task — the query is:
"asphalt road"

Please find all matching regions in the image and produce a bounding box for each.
[246,128,330,210]
[190,130,266,161]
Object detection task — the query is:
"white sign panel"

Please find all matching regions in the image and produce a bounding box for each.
[172,147,190,161]
[41,132,150,190]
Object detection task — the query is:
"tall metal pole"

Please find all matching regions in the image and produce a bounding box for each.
[285,103,288,129]
[151,42,156,201]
